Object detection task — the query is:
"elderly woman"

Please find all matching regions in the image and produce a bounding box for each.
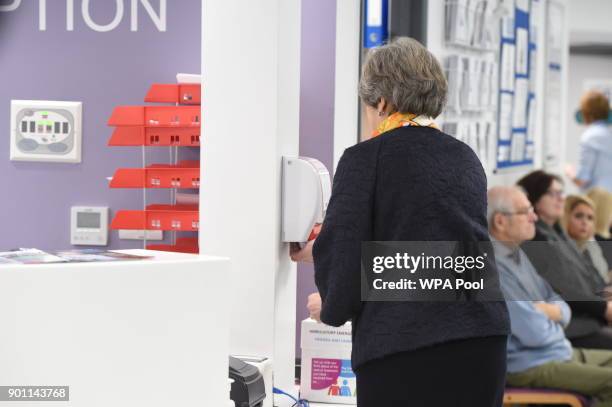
[570,90,612,192]
[518,170,612,350]
[292,37,509,406]
[563,195,610,283]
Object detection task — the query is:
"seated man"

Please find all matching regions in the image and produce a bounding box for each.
[489,186,612,405]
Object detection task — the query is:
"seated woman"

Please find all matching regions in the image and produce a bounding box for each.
[518,170,612,350]
[588,187,612,267]
[563,195,610,284]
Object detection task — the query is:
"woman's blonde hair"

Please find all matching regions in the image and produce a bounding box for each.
[587,187,612,239]
[562,195,596,235]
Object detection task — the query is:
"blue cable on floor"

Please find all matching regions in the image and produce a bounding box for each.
[272,386,310,407]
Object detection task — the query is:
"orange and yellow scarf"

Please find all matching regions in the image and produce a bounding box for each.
[372,112,439,138]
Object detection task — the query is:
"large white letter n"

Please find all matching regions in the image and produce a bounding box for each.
[131,0,167,32]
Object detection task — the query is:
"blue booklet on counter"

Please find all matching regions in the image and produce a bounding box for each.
[0,248,152,265]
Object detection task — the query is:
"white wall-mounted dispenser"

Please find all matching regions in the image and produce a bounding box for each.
[281,156,331,242]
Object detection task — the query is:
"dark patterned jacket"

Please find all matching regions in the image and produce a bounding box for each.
[313,125,510,369]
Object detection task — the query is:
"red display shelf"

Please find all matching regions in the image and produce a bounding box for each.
[107,106,201,146]
[145,84,201,105]
[108,106,201,127]
[110,161,200,189]
[108,78,201,254]
[111,204,199,231]
[147,237,199,254]
[108,126,200,147]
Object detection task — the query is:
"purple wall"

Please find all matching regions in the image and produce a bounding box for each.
[296,0,337,356]
[0,0,332,360]
[0,0,201,251]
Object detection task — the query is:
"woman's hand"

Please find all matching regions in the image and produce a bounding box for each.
[307,292,322,322]
[290,240,314,263]
[601,285,612,300]
[565,164,586,187]
[605,302,612,323]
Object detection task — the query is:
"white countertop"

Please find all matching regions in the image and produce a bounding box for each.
[0,248,231,407]
[0,248,228,270]
[114,248,228,262]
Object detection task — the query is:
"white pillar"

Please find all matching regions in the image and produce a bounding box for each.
[201,0,301,405]
[333,0,361,170]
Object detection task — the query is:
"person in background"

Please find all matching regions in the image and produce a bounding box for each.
[518,170,612,350]
[563,195,610,284]
[489,186,612,406]
[568,90,612,192]
[291,37,509,406]
[588,187,612,268]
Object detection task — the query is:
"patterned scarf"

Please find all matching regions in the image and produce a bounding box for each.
[372,112,439,138]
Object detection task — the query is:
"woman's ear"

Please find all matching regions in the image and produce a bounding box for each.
[377,98,388,115]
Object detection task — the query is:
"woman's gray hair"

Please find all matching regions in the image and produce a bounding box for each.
[358,37,448,117]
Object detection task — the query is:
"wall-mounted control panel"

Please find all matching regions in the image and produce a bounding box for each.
[71,206,109,246]
[10,100,82,163]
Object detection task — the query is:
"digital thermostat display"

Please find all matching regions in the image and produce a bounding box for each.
[77,212,101,229]
[71,206,108,246]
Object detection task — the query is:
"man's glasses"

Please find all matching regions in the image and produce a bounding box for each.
[501,206,535,217]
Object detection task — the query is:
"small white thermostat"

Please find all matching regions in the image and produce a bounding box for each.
[71,206,109,246]
[10,100,82,163]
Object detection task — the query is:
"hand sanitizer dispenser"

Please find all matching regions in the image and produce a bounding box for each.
[281,156,331,242]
